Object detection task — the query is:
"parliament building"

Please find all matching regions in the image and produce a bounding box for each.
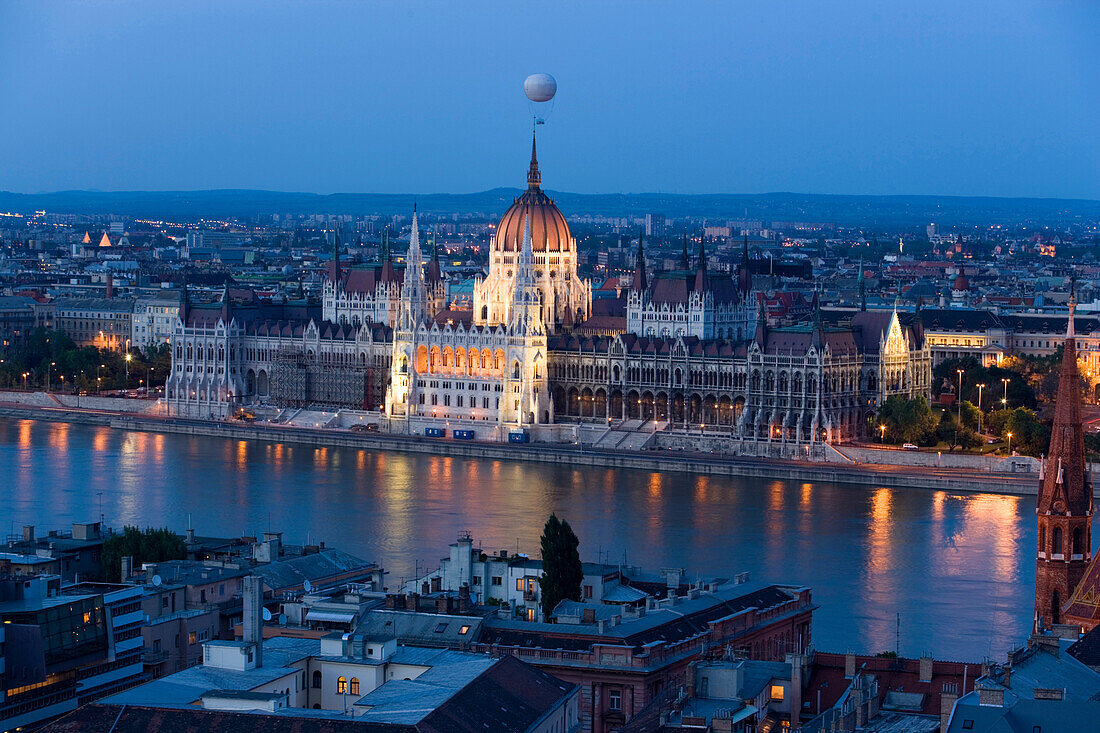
[166,136,932,453]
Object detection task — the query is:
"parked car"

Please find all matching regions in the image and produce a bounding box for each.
[902,443,919,451]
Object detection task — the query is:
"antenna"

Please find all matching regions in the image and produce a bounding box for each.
[152,574,162,587]
[303,579,312,593]
[262,607,272,622]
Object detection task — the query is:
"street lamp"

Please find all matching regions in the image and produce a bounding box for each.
[879,424,886,443]
[1002,377,1009,409]
[976,383,985,434]
[48,361,55,392]
[1007,431,1013,455]
[125,353,132,385]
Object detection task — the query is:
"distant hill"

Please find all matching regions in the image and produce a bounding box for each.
[1,188,1098,227]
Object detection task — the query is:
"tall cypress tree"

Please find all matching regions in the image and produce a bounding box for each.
[540,514,583,620]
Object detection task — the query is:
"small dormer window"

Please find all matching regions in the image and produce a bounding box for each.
[435,623,448,633]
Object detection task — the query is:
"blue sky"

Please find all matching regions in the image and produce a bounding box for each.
[1,1,1097,197]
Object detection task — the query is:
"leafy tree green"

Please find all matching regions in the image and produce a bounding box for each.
[102,526,186,582]
[876,395,937,445]
[539,514,583,620]
[933,357,1036,410]
[959,401,979,432]
[1001,407,1050,458]
[0,328,169,393]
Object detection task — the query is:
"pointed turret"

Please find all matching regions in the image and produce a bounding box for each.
[858,257,867,311]
[632,235,647,292]
[737,234,753,296]
[693,240,708,294]
[1034,290,1093,631]
[753,297,768,345]
[811,290,824,348]
[1038,299,1090,517]
[427,235,443,285]
[527,132,541,190]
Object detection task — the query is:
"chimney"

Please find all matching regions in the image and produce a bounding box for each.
[940,685,959,732]
[844,652,856,679]
[385,594,401,610]
[22,525,34,542]
[105,273,114,299]
[422,581,430,596]
[436,596,452,614]
[919,654,934,682]
[583,608,596,624]
[458,583,471,613]
[405,592,419,611]
[242,576,264,668]
[186,528,196,544]
[977,687,1005,707]
[787,653,804,729]
[121,556,133,582]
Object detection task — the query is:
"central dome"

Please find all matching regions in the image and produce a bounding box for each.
[492,136,571,253]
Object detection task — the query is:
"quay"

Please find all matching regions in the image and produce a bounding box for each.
[0,397,1042,495]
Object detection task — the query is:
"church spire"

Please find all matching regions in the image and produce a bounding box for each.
[1034,279,1093,631]
[680,234,690,271]
[527,132,541,190]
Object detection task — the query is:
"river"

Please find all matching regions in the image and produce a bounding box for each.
[0,417,1036,661]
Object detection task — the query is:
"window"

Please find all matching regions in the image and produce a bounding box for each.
[350,677,360,695]
[472,577,481,585]
[435,623,448,633]
[491,576,502,586]
[337,676,347,694]
[584,585,593,599]
[526,607,536,621]
[459,625,471,635]
[961,722,973,730]
[770,684,785,702]
[608,688,622,711]
[312,671,322,689]
[516,578,525,591]
[188,631,197,645]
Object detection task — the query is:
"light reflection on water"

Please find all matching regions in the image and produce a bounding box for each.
[0,417,1039,660]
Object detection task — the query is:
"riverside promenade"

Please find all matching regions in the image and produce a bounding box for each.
[0,391,1045,495]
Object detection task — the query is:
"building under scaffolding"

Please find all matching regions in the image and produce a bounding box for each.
[272,351,387,410]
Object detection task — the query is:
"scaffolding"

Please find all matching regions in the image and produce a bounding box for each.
[272,352,370,410]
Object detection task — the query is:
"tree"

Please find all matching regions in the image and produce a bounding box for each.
[876,395,937,445]
[959,401,980,432]
[1001,407,1050,458]
[102,526,186,582]
[539,514,583,620]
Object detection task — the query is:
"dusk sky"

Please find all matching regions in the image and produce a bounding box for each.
[2,1,1097,198]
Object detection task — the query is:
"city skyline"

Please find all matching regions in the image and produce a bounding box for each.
[1,1,1098,199]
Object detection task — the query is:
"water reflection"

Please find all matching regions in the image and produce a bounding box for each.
[0,417,1038,661]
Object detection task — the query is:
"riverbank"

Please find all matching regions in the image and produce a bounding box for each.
[0,398,1045,495]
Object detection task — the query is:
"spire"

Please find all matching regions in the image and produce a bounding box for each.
[753,295,767,345]
[693,239,708,294]
[527,132,541,190]
[407,207,424,284]
[332,229,341,283]
[858,256,867,311]
[680,234,690,270]
[812,290,824,348]
[632,234,647,292]
[1037,302,1091,517]
[737,234,753,296]
[1069,277,1077,338]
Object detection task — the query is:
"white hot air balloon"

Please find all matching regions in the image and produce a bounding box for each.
[524,73,556,125]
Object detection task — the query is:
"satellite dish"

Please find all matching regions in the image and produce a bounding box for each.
[152,574,162,586]
[524,73,557,125]
[278,613,288,626]
[303,579,312,592]
[262,608,272,621]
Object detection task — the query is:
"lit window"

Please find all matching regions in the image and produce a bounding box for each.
[459,625,470,635]
[770,684,785,702]
[350,677,360,695]
[516,578,525,591]
[337,676,347,694]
